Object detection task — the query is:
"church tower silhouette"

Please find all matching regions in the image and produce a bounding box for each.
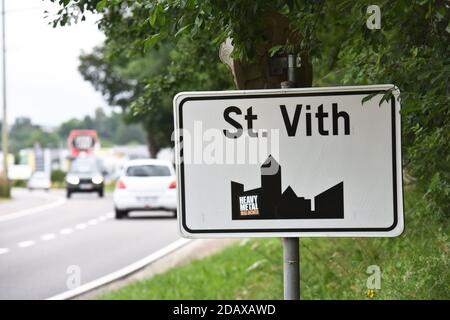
[260,155,281,218]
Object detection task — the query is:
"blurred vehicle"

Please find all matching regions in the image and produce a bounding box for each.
[113,159,177,219]
[68,129,99,158]
[66,157,104,198]
[27,171,51,191]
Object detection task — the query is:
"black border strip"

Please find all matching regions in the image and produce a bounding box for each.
[177,90,399,233]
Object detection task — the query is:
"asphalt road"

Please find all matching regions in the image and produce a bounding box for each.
[0,188,180,299]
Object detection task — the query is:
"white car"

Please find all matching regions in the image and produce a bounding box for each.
[113,159,177,219]
[27,172,51,191]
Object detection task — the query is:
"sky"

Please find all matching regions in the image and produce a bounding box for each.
[1,0,107,127]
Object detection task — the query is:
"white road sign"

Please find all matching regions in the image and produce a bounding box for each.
[173,85,404,238]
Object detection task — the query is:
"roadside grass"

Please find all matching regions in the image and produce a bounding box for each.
[104,180,116,193]
[51,182,65,189]
[50,180,116,192]
[99,187,449,300]
[0,177,11,199]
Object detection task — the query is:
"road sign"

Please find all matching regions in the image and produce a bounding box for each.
[173,85,404,238]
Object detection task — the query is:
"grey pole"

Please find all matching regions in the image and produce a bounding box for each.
[283,237,300,300]
[280,54,300,300]
[1,0,8,182]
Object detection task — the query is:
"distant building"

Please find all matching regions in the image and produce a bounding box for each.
[314,182,344,219]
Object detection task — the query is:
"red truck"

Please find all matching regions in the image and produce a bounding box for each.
[67,130,99,158]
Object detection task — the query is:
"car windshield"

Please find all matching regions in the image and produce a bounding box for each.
[70,159,99,174]
[126,165,171,177]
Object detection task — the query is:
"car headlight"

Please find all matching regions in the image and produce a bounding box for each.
[66,175,80,185]
[92,175,104,184]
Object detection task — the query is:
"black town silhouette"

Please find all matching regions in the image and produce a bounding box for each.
[231,155,344,220]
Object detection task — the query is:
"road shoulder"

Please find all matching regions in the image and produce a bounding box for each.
[75,238,237,300]
[0,188,65,219]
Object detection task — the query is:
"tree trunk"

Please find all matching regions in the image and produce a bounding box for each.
[219,11,313,90]
[146,132,160,158]
[220,12,311,302]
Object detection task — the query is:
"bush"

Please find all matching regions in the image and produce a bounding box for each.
[50,169,66,189]
[0,177,11,198]
[51,169,65,183]
[12,180,27,188]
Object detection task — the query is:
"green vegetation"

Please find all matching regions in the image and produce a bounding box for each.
[0,177,11,198]
[1,108,147,154]
[50,0,449,219]
[104,180,116,193]
[77,34,233,155]
[11,180,27,188]
[99,187,449,300]
[50,169,66,188]
[3,117,60,154]
[58,108,147,147]
[48,1,449,299]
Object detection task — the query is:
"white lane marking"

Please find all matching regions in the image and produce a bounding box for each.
[41,233,56,241]
[88,219,98,226]
[47,238,192,300]
[10,211,114,253]
[18,240,36,248]
[60,228,73,235]
[75,223,87,230]
[0,248,9,255]
[0,197,66,223]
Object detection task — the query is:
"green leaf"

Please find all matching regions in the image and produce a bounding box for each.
[149,6,159,27]
[96,0,107,11]
[174,24,191,38]
[361,92,380,105]
[268,45,284,57]
[379,90,393,106]
[143,33,165,50]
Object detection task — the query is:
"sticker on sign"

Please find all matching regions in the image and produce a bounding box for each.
[173,85,404,238]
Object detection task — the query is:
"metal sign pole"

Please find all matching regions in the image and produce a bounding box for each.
[281,54,300,300]
[1,0,8,182]
[283,237,300,299]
